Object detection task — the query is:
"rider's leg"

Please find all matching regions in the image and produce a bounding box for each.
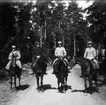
[52,58,58,74]
[64,58,71,72]
[53,58,58,65]
[5,61,11,70]
[16,60,22,69]
[43,63,47,75]
[32,56,36,67]
[30,56,36,75]
[64,58,68,65]
[93,59,99,69]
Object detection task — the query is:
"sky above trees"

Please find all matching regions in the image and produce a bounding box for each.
[0,0,94,8]
[0,0,95,9]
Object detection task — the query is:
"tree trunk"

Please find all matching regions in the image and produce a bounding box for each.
[44,19,46,41]
[40,26,43,47]
[74,33,76,57]
[63,35,64,47]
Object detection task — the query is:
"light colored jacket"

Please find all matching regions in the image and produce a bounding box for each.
[8,50,21,60]
[84,47,96,60]
[55,47,67,57]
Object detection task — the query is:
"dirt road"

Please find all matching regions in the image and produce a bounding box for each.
[6,64,106,105]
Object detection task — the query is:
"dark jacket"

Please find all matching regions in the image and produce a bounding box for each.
[32,46,43,57]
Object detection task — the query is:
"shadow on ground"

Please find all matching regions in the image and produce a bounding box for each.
[16,84,30,90]
[71,87,99,94]
[42,84,56,91]
[66,85,72,90]
[58,85,72,93]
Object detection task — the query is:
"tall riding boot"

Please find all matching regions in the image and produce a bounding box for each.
[52,66,58,74]
[66,62,71,73]
[52,66,55,74]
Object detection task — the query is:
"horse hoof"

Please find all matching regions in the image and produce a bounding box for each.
[63,90,66,93]
[37,89,40,92]
[91,93,93,96]
[96,88,99,92]
[84,93,87,96]
[41,88,44,92]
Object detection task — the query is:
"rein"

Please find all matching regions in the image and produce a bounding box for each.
[33,57,40,67]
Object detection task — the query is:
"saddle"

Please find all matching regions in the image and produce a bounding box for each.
[55,58,67,66]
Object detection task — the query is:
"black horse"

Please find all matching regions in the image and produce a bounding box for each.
[53,57,68,92]
[32,54,51,91]
[69,57,98,95]
[9,57,22,89]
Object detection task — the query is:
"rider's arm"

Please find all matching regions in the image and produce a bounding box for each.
[93,48,97,59]
[16,51,21,60]
[8,52,12,60]
[63,47,67,57]
[55,48,58,57]
[84,48,87,58]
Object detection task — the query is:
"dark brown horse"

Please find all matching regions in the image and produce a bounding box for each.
[69,57,98,95]
[9,57,22,89]
[53,57,68,92]
[32,54,51,91]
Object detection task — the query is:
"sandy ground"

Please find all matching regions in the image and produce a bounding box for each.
[0,64,106,105]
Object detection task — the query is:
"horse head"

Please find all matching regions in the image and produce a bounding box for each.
[41,53,51,64]
[69,56,85,69]
[11,57,16,67]
[55,57,67,74]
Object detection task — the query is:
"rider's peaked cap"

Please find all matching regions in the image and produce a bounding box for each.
[58,41,62,44]
[12,45,16,49]
[36,42,40,45]
[88,41,92,44]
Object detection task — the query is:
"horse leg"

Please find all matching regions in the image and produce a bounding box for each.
[19,69,21,86]
[19,76,21,86]
[10,75,12,90]
[57,78,60,91]
[62,78,66,93]
[60,77,64,92]
[84,77,87,95]
[64,77,67,92]
[95,78,98,92]
[14,76,16,88]
[41,74,44,91]
[94,74,98,91]
[65,77,67,91]
[89,76,93,95]
[36,75,40,91]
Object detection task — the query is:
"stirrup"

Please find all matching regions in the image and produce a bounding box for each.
[44,72,47,75]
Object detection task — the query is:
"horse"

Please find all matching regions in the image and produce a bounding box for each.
[32,53,51,91]
[69,56,98,95]
[53,57,68,92]
[9,56,22,89]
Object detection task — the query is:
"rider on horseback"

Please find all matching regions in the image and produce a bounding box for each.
[31,42,47,75]
[84,41,99,70]
[5,45,22,71]
[52,41,70,74]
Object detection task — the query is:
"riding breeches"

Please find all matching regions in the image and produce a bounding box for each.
[92,59,99,69]
[5,60,22,70]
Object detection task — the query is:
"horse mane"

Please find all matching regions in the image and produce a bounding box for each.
[56,59,66,73]
[75,57,94,74]
[33,55,47,73]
